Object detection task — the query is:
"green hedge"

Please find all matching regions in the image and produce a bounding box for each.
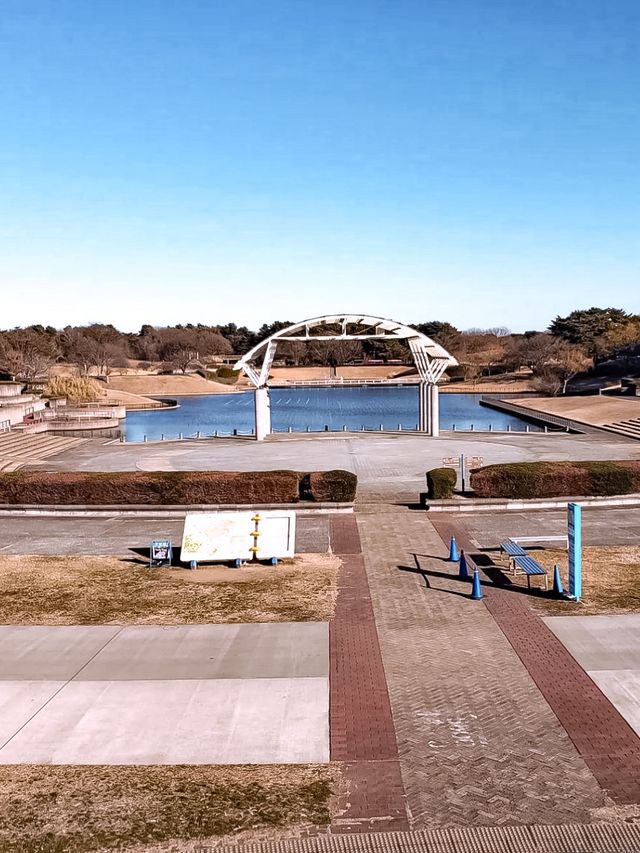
[470,460,640,499]
[0,470,356,505]
[299,470,358,502]
[426,467,457,499]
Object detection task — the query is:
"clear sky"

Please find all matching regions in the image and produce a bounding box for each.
[1,0,639,333]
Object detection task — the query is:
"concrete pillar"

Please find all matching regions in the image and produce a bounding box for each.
[418,382,430,433]
[418,382,439,436]
[254,387,271,441]
[430,383,440,437]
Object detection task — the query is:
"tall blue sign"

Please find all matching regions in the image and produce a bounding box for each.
[567,502,582,601]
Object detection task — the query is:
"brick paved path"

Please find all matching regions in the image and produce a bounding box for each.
[329,515,408,832]
[356,508,606,828]
[432,515,640,806]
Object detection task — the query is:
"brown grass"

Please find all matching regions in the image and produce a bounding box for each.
[0,554,339,624]
[529,546,640,615]
[0,764,335,852]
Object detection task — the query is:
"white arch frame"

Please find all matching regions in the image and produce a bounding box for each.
[233,314,457,439]
[233,314,457,387]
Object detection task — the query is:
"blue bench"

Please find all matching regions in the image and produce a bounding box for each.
[512,555,548,590]
[500,540,527,559]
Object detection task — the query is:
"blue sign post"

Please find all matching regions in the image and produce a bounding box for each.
[567,502,582,601]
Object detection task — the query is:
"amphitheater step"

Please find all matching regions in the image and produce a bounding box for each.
[0,433,88,469]
[602,423,640,440]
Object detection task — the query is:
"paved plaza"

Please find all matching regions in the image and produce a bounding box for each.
[28,430,640,502]
[0,623,329,764]
[2,424,640,844]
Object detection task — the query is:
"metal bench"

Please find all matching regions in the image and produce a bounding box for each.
[500,540,527,559]
[512,555,548,590]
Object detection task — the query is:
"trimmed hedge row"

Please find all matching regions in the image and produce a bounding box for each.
[0,469,357,505]
[470,460,640,499]
[426,468,457,499]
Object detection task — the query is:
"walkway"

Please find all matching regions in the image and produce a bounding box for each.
[357,507,615,827]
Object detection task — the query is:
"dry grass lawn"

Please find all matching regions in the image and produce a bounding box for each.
[0,554,339,624]
[0,764,335,853]
[527,545,640,615]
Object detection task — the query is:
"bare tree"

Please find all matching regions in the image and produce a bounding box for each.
[0,329,59,380]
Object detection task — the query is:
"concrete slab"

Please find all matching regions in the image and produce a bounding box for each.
[543,614,640,670]
[0,677,329,764]
[544,614,640,745]
[589,670,640,738]
[75,623,329,681]
[0,626,121,681]
[0,514,329,555]
[0,681,64,745]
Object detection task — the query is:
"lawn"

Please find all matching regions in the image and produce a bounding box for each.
[530,545,640,615]
[0,764,336,852]
[0,554,339,624]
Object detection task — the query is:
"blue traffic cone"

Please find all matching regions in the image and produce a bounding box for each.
[448,536,460,562]
[471,568,483,600]
[553,564,564,597]
[459,550,470,580]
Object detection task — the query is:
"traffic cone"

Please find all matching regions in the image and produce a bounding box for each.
[553,564,564,597]
[471,568,483,600]
[459,550,470,580]
[448,536,460,562]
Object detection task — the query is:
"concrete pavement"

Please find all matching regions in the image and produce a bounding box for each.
[3,506,640,556]
[0,623,329,765]
[544,615,640,738]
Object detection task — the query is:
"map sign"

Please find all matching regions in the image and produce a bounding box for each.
[181,511,296,563]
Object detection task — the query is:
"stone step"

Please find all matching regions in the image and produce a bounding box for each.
[213,823,640,853]
[0,457,25,472]
[611,421,640,434]
[603,423,640,440]
[0,434,88,463]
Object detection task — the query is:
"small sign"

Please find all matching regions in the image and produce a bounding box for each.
[568,503,582,600]
[150,539,173,568]
[441,455,484,492]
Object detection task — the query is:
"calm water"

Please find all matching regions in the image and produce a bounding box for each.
[122,388,542,441]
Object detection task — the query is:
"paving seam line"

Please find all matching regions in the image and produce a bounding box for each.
[0,626,124,753]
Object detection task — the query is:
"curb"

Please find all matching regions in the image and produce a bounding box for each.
[424,494,640,513]
[0,502,354,518]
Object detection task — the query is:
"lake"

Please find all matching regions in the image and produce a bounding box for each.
[122,387,542,441]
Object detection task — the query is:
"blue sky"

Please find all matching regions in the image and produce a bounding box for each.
[1,0,639,332]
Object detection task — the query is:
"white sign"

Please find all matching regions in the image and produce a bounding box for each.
[181,511,296,562]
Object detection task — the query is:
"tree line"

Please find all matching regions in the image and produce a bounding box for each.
[0,308,638,393]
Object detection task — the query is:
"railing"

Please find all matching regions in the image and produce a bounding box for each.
[119,420,552,443]
[270,377,420,387]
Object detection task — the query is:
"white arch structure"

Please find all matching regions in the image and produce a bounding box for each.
[233,314,458,440]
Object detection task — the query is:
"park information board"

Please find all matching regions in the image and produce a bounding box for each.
[567,502,582,601]
[180,511,296,563]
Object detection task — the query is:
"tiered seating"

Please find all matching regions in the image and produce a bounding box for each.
[0,431,88,471]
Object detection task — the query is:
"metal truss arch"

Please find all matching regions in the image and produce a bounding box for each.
[233,314,458,389]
